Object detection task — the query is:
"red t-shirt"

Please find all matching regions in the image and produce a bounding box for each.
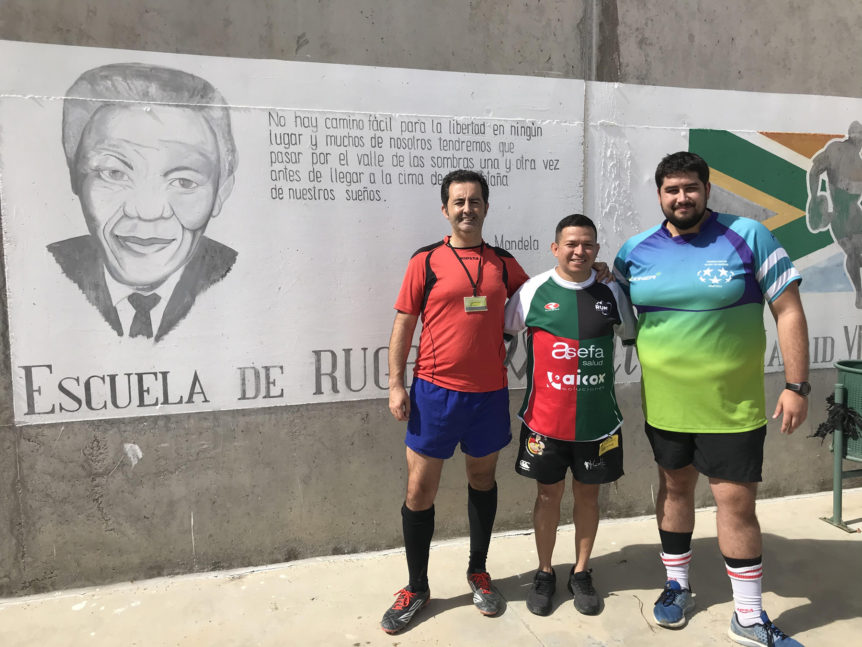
[394,236,529,392]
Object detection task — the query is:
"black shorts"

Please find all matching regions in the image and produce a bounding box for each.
[515,424,624,485]
[644,422,766,483]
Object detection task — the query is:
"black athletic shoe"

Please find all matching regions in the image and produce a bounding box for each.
[568,568,601,615]
[380,587,430,634]
[526,569,556,616]
[467,571,503,616]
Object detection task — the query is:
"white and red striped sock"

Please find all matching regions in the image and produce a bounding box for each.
[661,550,692,590]
[726,560,763,627]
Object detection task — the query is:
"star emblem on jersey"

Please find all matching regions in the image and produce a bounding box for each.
[697,264,733,286]
[544,302,560,311]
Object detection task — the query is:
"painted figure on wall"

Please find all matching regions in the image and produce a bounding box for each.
[806,120,862,309]
[49,63,239,341]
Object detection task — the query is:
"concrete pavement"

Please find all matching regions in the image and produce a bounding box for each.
[1,489,860,646]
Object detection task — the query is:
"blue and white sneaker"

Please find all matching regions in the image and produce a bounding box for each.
[728,611,804,647]
[653,580,695,628]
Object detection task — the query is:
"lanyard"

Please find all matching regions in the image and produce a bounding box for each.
[447,241,483,297]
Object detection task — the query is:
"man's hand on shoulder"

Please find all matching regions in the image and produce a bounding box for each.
[593,262,614,283]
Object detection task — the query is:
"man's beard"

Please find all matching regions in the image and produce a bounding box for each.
[664,204,707,231]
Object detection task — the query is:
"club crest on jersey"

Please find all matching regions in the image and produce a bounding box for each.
[594,300,612,316]
[544,302,560,311]
[697,261,733,287]
[526,433,545,456]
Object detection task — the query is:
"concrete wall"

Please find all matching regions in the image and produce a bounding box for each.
[1,0,860,596]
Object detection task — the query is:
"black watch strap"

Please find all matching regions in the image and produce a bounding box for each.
[785,381,811,396]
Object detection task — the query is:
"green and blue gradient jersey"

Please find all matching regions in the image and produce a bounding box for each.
[613,211,801,433]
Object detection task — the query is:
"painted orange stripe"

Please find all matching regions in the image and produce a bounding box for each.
[760,131,843,159]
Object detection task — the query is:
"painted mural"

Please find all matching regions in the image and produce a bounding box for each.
[1,40,860,424]
[805,122,862,310]
[688,127,861,370]
[0,39,582,423]
[51,63,239,343]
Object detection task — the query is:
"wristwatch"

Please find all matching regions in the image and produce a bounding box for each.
[784,381,811,396]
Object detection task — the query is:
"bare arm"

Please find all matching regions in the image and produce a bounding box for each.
[767,282,809,434]
[388,311,419,421]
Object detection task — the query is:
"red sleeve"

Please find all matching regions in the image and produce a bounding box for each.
[505,256,530,297]
[394,252,426,314]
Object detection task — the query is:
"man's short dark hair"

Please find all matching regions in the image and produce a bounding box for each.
[440,169,489,204]
[654,151,710,188]
[555,214,597,242]
[62,63,237,193]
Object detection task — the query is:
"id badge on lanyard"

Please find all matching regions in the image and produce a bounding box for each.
[449,242,488,313]
[464,295,488,312]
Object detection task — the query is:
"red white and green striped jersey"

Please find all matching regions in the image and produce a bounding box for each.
[504,269,636,442]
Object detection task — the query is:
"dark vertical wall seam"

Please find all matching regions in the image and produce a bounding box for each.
[597,0,621,82]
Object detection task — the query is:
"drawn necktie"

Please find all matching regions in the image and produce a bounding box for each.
[128,293,161,339]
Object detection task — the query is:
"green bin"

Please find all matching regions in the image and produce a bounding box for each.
[834,360,862,462]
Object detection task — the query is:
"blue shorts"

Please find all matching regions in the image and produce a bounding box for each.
[406,377,512,459]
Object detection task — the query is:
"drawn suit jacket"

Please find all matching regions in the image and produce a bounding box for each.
[47,235,237,342]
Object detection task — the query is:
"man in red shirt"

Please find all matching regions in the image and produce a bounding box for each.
[381,170,528,634]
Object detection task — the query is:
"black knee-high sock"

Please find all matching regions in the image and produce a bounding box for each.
[467,483,497,573]
[402,502,434,592]
[658,528,693,555]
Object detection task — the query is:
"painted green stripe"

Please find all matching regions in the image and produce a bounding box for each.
[689,130,807,210]
[771,218,833,260]
[690,129,832,259]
